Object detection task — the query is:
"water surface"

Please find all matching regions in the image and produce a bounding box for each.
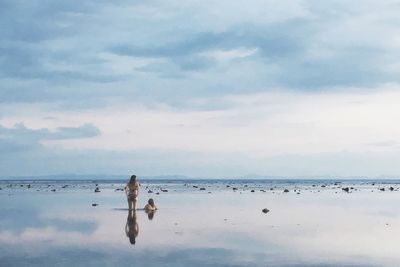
[1,179,400,266]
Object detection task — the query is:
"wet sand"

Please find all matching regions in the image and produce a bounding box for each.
[1,179,400,266]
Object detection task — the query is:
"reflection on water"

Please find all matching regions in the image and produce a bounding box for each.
[146,210,156,220]
[1,180,400,266]
[125,209,139,245]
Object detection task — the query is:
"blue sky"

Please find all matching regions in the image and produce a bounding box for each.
[1,0,400,177]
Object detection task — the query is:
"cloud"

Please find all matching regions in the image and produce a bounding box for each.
[1,0,400,107]
[1,1,400,177]
[0,123,100,153]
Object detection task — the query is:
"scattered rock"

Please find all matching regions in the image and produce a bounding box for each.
[251,190,255,192]
[283,189,289,193]
[226,185,230,188]
[380,188,385,191]
[148,190,153,193]
[156,192,160,195]
[232,187,238,190]
[321,185,326,188]
[161,189,168,192]
[199,187,206,190]
[92,203,99,207]
[94,187,100,193]
[342,187,350,192]
[193,185,198,188]
[262,208,270,213]
[27,184,31,189]
[51,189,56,192]
[390,187,394,191]
[62,185,68,188]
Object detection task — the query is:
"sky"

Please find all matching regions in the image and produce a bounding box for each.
[1,0,400,178]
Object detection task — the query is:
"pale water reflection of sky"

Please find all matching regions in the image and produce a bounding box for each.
[1,181,400,266]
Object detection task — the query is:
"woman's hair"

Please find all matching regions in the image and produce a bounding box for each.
[130,175,136,183]
[148,198,154,206]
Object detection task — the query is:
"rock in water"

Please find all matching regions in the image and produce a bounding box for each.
[199,187,206,190]
[148,190,153,193]
[390,187,394,191]
[283,189,289,193]
[251,190,255,192]
[94,187,100,193]
[342,187,350,192]
[92,203,99,207]
[380,188,385,191]
[262,208,270,213]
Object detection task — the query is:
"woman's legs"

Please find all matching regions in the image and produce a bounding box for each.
[128,198,133,210]
[133,198,138,210]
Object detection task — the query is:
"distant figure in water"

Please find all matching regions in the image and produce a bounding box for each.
[125,175,140,210]
[144,198,157,220]
[144,198,157,211]
[125,209,139,245]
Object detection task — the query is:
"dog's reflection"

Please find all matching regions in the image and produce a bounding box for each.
[146,210,156,220]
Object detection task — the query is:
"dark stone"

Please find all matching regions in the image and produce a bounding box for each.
[161,189,168,192]
[148,190,153,193]
[284,189,289,193]
[193,185,198,188]
[380,188,385,191]
[94,187,100,193]
[251,190,255,192]
[156,192,160,195]
[390,187,394,191]
[226,185,230,188]
[321,185,326,188]
[51,189,56,192]
[342,187,350,192]
[92,203,99,207]
[262,208,270,213]
[232,187,238,190]
[199,187,206,190]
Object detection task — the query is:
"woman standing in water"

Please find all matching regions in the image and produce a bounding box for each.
[125,175,140,210]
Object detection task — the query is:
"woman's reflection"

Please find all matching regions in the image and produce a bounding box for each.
[125,209,139,245]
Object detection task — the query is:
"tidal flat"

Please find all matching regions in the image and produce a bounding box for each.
[1,179,400,267]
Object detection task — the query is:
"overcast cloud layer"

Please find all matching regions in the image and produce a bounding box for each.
[1,0,400,178]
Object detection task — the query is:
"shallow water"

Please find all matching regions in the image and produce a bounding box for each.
[1,179,400,266]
